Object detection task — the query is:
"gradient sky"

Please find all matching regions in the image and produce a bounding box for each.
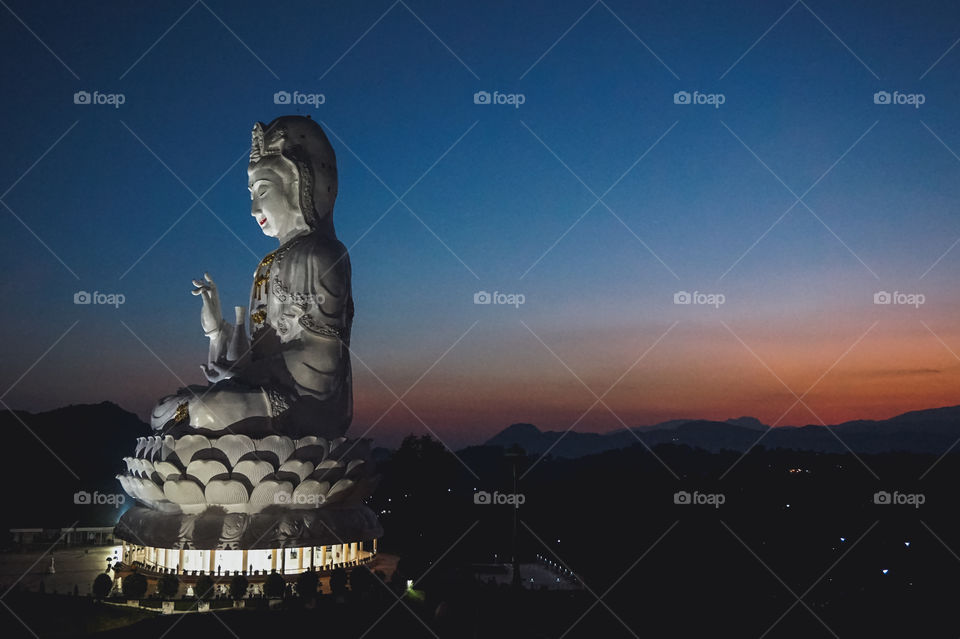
[2,0,960,448]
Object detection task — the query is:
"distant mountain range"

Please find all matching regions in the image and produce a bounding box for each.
[484,406,960,457]
[4,400,960,530]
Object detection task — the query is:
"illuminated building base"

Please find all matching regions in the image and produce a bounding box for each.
[120,538,377,576]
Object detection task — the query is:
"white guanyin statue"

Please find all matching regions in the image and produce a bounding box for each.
[151,115,353,438]
[114,117,381,555]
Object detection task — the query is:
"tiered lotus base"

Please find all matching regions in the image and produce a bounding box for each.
[114,432,383,560]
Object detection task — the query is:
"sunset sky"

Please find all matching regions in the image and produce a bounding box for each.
[2,0,960,448]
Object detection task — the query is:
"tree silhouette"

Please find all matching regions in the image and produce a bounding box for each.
[122,572,147,599]
[350,565,377,596]
[157,574,179,599]
[296,569,318,599]
[329,567,348,597]
[194,574,215,601]
[229,574,249,600]
[92,573,112,600]
[264,572,285,598]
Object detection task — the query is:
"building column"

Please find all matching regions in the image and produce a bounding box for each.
[298,549,303,572]
[320,546,326,569]
[242,549,248,573]
[178,548,184,573]
[373,538,378,554]
[350,542,358,562]
[164,548,169,570]
[271,549,277,572]
[310,547,315,570]
[208,550,215,574]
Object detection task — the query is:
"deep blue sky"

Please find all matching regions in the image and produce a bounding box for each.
[3,0,960,448]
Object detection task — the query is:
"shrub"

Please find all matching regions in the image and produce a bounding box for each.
[264,572,286,598]
[195,574,215,600]
[92,573,113,599]
[330,567,348,597]
[122,572,147,599]
[229,574,249,600]
[349,566,375,596]
[296,569,318,598]
[157,574,179,599]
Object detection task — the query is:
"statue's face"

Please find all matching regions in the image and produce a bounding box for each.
[248,157,307,239]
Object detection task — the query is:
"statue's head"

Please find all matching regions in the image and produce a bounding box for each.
[248,116,338,239]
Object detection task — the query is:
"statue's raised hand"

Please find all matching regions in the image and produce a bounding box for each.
[192,272,223,335]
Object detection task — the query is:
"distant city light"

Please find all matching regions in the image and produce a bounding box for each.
[904,542,911,547]
[882,569,889,575]
[840,537,846,542]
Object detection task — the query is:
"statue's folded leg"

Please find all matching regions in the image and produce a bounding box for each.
[150,385,206,431]
[150,382,272,432]
[188,386,271,430]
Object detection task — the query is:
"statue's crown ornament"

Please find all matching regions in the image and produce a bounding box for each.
[250,122,286,162]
